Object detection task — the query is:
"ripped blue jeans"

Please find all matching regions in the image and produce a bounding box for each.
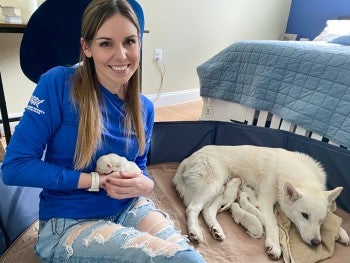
[34,197,205,263]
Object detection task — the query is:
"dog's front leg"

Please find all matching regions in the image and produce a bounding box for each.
[260,204,281,260]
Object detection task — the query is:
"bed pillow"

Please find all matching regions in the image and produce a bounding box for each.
[329,35,350,46]
[314,20,350,41]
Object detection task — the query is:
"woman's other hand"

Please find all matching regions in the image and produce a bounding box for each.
[103,171,154,199]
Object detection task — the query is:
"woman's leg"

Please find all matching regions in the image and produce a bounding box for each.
[120,197,205,259]
[35,198,205,263]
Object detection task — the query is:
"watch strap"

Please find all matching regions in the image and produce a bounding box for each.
[88,172,100,192]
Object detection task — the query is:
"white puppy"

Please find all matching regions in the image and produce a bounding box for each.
[96,153,141,174]
[173,145,349,260]
[230,202,264,238]
[237,191,265,226]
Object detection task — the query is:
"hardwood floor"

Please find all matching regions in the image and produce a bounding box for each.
[0,100,204,149]
[154,100,203,122]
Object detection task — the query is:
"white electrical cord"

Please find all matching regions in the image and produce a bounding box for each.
[154,58,166,102]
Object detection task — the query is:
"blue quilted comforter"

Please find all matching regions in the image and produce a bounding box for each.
[198,40,350,148]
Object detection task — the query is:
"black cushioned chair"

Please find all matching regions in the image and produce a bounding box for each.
[20,0,144,84]
[0,0,144,144]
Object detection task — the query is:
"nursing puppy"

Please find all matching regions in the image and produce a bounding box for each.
[173,145,349,260]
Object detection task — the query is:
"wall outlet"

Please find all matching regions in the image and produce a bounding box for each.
[154,49,163,61]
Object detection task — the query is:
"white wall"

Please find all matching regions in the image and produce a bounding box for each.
[140,0,291,106]
[0,0,291,117]
[0,0,44,118]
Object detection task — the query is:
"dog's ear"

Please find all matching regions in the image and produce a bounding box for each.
[107,163,113,168]
[283,181,302,203]
[325,187,343,207]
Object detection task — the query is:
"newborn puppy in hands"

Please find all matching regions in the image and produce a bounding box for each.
[96,153,141,174]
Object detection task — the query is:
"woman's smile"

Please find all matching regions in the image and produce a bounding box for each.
[81,13,140,94]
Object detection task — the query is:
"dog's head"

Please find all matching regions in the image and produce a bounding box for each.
[280,181,343,247]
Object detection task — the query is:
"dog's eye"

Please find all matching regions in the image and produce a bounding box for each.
[301,212,309,220]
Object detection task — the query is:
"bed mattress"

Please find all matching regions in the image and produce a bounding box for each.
[198,40,350,148]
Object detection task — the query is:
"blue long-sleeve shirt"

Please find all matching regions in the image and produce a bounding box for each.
[2,66,154,220]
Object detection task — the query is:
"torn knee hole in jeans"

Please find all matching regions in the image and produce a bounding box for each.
[64,221,122,258]
[84,223,123,246]
[123,232,184,257]
[138,211,173,234]
[146,219,172,235]
[65,222,185,258]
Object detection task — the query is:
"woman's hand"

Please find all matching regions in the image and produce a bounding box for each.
[102,171,154,199]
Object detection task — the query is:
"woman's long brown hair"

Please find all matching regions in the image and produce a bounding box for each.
[71,0,145,170]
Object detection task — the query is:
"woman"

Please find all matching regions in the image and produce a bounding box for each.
[1,0,205,262]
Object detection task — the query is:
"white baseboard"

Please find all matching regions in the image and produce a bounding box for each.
[146,88,201,108]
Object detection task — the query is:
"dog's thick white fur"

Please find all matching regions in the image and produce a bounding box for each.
[96,153,141,174]
[173,145,350,260]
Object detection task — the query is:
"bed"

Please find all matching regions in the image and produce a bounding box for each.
[198,19,350,147]
[199,39,350,148]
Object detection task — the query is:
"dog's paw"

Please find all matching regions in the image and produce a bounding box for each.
[338,227,350,246]
[188,231,203,244]
[265,241,281,260]
[210,226,225,241]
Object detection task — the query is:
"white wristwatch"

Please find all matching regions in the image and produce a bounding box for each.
[88,172,100,192]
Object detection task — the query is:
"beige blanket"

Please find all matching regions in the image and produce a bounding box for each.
[276,204,342,263]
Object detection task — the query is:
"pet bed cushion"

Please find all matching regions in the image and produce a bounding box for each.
[146,162,350,263]
[0,221,39,263]
[0,163,349,263]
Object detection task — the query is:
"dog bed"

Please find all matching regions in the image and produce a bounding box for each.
[1,121,349,262]
[147,162,350,263]
[1,162,348,263]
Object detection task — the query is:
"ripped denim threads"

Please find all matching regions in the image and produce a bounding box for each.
[34,197,205,263]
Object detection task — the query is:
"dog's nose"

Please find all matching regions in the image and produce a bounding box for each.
[311,239,321,247]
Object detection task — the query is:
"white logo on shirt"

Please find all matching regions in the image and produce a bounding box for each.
[26,95,45,115]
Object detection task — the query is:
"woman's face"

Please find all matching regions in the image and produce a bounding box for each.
[81,13,140,94]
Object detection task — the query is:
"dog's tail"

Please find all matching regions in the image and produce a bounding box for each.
[173,157,188,187]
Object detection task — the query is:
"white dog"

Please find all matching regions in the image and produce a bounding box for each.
[96,153,141,174]
[173,145,349,260]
